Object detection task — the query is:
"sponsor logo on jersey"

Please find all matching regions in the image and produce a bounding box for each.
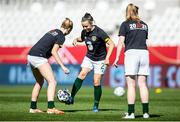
[49,30,58,36]
[129,23,147,31]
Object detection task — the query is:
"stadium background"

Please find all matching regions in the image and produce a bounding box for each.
[0,0,180,88]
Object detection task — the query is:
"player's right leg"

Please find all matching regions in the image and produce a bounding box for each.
[65,67,91,105]
[37,63,64,115]
[138,75,149,118]
[65,57,92,105]
[29,67,44,113]
[137,50,150,118]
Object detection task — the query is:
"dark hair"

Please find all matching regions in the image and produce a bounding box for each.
[81,13,94,24]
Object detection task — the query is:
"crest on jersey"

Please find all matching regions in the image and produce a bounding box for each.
[91,36,97,41]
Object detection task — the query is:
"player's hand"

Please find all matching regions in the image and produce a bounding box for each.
[113,59,118,68]
[62,66,70,74]
[104,58,110,66]
[72,39,78,46]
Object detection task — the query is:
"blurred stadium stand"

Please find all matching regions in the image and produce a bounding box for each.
[0,0,180,46]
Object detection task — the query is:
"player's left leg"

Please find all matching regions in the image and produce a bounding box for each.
[93,74,102,112]
[92,60,106,112]
[29,67,44,113]
[138,75,149,118]
[124,75,136,119]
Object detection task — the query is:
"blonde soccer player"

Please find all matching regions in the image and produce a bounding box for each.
[114,3,150,119]
[27,18,73,115]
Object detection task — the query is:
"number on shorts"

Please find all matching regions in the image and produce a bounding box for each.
[101,63,106,73]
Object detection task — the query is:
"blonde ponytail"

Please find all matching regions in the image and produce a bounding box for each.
[126,3,140,21]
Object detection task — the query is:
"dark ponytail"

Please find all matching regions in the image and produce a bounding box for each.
[81,13,94,24]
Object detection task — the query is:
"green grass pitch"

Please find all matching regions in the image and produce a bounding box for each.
[0,85,180,121]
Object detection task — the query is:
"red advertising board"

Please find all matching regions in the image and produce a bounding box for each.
[0,46,179,87]
[0,46,179,65]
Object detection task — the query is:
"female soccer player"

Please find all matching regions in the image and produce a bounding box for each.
[65,13,115,112]
[27,18,73,115]
[113,3,150,119]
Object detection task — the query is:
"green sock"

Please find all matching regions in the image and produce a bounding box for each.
[71,78,83,98]
[142,103,149,114]
[94,85,102,108]
[30,101,37,109]
[128,104,135,115]
[48,101,55,109]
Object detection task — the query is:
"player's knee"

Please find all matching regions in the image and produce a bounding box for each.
[127,81,136,88]
[48,80,57,86]
[93,78,101,86]
[78,72,87,79]
[138,82,147,88]
[94,82,100,86]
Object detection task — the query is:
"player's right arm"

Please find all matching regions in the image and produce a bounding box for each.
[51,44,70,74]
[72,37,83,46]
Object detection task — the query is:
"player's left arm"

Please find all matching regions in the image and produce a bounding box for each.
[99,29,115,65]
[105,38,115,65]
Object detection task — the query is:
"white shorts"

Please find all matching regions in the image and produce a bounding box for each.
[81,56,107,74]
[27,55,48,68]
[124,49,150,76]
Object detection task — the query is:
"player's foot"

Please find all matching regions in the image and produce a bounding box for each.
[47,108,64,115]
[29,108,43,113]
[92,106,99,112]
[123,112,135,119]
[65,96,74,105]
[143,113,150,118]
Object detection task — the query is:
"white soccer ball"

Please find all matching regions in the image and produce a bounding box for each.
[114,87,125,97]
[57,89,71,102]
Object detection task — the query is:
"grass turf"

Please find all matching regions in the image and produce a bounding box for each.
[0,85,180,121]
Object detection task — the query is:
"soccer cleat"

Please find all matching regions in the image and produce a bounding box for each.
[29,108,43,113]
[47,108,64,115]
[123,112,135,119]
[65,96,74,105]
[92,106,99,113]
[143,113,150,118]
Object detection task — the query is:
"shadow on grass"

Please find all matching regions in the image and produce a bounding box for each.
[135,114,162,118]
[64,108,123,112]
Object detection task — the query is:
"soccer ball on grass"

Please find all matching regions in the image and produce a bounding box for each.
[113,86,125,97]
[57,89,71,102]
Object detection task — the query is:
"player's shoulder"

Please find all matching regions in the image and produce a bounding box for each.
[47,29,64,37]
[120,20,129,27]
[55,29,63,35]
